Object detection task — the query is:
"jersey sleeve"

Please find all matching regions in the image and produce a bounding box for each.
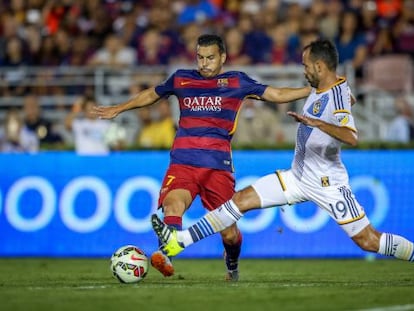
[238,72,267,98]
[332,84,356,131]
[154,72,176,97]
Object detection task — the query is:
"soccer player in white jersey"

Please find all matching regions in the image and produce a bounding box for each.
[151,39,414,264]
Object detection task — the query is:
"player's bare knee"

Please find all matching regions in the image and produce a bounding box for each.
[232,186,258,212]
[162,189,191,216]
[162,201,186,216]
[220,225,239,244]
[232,192,245,209]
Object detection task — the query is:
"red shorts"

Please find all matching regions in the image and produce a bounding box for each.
[158,164,235,211]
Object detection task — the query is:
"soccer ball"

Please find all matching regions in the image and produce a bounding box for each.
[110,245,149,283]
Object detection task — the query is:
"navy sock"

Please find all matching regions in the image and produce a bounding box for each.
[223,232,242,271]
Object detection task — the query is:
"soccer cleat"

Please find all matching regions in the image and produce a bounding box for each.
[150,250,174,277]
[151,214,185,257]
[223,251,239,281]
[225,270,239,282]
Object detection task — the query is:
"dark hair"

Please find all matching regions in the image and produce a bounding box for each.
[303,39,338,71]
[81,95,97,110]
[197,34,226,54]
[337,10,362,39]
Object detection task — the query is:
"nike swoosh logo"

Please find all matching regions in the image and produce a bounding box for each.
[180,81,191,86]
[131,255,146,261]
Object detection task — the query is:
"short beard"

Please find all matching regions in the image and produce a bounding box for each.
[307,75,319,88]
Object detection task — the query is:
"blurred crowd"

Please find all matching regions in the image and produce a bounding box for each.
[1,0,413,69]
[1,0,414,153]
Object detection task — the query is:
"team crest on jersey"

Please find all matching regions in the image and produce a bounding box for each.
[321,176,330,187]
[312,101,321,115]
[338,114,349,125]
[307,94,328,117]
[217,78,229,87]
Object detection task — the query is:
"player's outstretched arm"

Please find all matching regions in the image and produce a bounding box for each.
[90,87,160,119]
[287,111,358,146]
[262,85,311,104]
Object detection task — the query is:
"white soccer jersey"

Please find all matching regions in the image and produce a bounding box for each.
[291,78,356,187]
[72,118,111,155]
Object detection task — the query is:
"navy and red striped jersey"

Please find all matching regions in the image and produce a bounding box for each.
[155,69,268,172]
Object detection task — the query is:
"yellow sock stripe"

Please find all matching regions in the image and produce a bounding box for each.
[205,212,224,232]
[402,241,413,260]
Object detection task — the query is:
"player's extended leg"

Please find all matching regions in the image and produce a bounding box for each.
[352,224,414,261]
[151,214,243,281]
[200,167,242,281]
[312,183,414,262]
[220,224,242,281]
[151,198,244,257]
[150,189,192,277]
[151,173,288,256]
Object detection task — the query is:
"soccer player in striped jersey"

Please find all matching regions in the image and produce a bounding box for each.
[92,34,311,280]
[151,39,414,264]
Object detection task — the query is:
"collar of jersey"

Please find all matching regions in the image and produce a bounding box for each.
[316,76,346,94]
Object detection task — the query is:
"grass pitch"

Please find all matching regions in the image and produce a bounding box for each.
[0,258,413,311]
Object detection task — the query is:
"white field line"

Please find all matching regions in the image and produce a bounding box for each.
[352,304,414,311]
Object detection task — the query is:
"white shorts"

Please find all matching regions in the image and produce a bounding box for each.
[251,169,370,237]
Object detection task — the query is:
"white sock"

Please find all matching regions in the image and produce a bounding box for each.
[177,229,193,247]
[177,200,243,247]
[378,233,414,261]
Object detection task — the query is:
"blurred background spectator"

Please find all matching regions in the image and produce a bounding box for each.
[386,96,414,143]
[136,27,171,65]
[88,33,136,68]
[268,23,289,65]
[287,9,321,64]
[0,107,38,153]
[319,0,343,40]
[334,10,368,79]
[64,96,112,155]
[22,94,64,148]
[232,98,285,147]
[392,0,414,55]
[0,36,29,96]
[224,27,252,65]
[170,22,203,65]
[135,106,155,148]
[135,99,176,149]
[176,0,219,26]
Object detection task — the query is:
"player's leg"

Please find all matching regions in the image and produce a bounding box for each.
[152,171,292,256]
[150,165,196,277]
[220,224,242,281]
[352,225,414,261]
[152,186,258,254]
[151,188,192,276]
[200,169,242,281]
[311,185,414,261]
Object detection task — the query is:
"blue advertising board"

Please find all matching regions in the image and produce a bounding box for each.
[0,150,413,259]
